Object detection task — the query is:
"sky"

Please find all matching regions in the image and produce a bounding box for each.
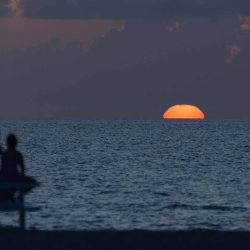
[0,0,250,118]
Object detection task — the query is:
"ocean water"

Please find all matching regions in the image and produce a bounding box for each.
[0,119,250,231]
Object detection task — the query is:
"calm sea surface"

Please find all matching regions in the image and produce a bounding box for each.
[0,120,250,230]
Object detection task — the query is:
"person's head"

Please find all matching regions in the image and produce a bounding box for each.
[6,134,18,149]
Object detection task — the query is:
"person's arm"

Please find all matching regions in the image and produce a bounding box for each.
[19,153,25,175]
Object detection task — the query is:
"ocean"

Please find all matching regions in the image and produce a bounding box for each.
[0,119,250,230]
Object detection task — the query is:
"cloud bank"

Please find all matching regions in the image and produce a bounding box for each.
[13,0,250,20]
[0,21,249,118]
[0,18,125,51]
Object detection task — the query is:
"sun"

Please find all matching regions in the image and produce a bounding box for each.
[163,104,205,119]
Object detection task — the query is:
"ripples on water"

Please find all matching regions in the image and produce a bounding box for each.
[0,120,250,230]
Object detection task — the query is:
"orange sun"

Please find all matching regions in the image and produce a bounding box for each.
[163,104,205,119]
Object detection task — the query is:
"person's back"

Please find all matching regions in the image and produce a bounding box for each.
[1,149,24,177]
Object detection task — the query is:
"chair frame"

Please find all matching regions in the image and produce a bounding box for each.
[0,182,40,229]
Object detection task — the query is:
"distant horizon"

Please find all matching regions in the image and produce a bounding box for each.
[1,116,250,121]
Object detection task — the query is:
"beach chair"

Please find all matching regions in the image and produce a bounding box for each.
[0,182,40,229]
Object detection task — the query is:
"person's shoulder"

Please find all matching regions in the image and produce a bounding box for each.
[15,150,24,159]
[2,149,23,159]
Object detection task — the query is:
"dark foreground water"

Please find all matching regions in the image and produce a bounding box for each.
[0,120,250,230]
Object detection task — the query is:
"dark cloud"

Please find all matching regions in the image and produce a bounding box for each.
[0,0,10,16]
[20,0,250,19]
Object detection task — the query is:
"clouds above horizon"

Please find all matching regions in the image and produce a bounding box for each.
[0,20,250,118]
[0,18,125,51]
[0,0,250,19]
[0,2,250,118]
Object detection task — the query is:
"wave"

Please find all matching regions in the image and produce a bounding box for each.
[164,203,248,212]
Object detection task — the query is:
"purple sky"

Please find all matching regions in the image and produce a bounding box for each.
[0,0,250,118]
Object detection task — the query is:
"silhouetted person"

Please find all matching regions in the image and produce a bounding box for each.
[1,134,25,177]
[0,134,37,202]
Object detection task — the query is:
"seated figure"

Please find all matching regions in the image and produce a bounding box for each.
[0,134,36,202]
